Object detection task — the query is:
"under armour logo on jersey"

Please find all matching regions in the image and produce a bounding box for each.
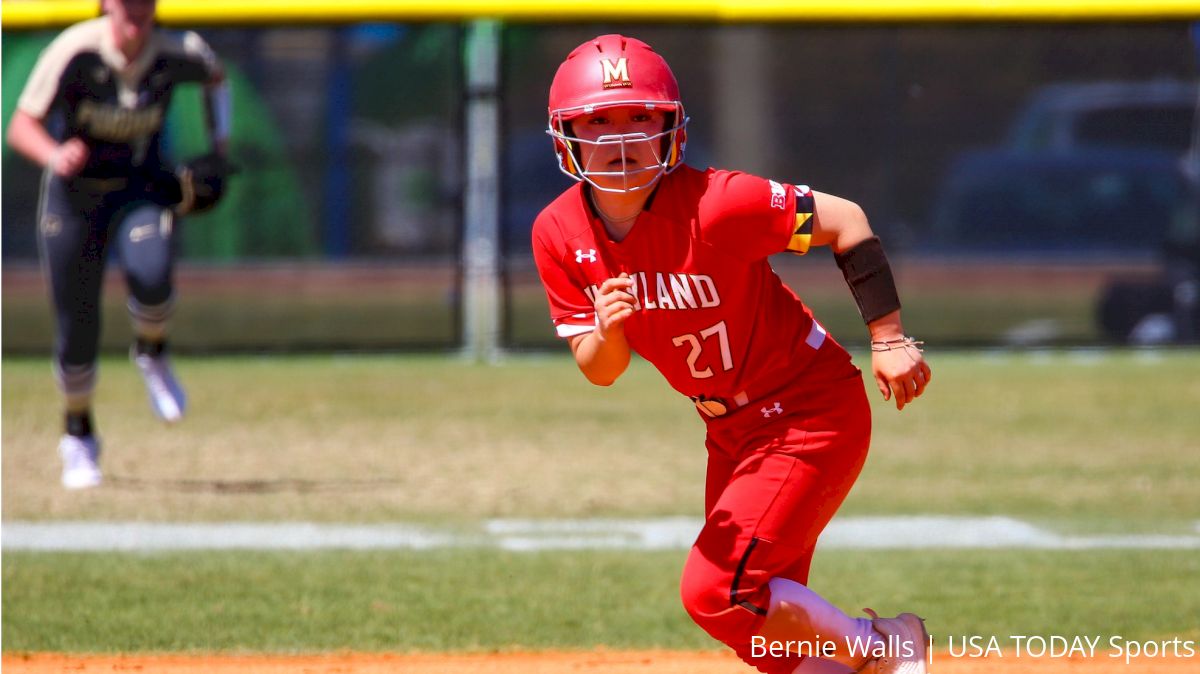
[761,402,783,418]
[575,248,597,263]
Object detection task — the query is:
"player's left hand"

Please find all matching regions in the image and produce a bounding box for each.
[871,339,931,411]
[174,152,236,215]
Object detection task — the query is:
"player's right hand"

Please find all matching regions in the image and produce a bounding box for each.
[595,273,636,341]
[52,138,89,177]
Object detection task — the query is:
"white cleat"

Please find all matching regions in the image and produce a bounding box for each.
[132,349,187,423]
[59,434,102,489]
[857,609,929,674]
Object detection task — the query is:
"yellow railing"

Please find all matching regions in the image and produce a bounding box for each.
[4,0,1199,29]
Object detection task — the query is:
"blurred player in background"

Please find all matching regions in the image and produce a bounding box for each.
[7,0,232,489]
[534,35,932,674]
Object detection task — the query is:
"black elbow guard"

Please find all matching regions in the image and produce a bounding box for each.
[834,236,901,324]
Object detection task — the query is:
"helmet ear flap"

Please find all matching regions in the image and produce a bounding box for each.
[555,137,580,176]
[553,120,583,178]
[671,125,687,168]
[661,111,686,169]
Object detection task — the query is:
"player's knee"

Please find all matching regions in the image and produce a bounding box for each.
[124,258,173,307]
[119,205,173,297]
[681,571,780,670]
[123,254,172,302]
[126,276,173,307]
[680,563,719,623]
[679,560,757,635]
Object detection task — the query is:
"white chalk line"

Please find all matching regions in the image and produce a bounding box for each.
[3,516,1199,552]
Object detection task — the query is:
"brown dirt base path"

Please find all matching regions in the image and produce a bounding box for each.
[3,652,1196,673]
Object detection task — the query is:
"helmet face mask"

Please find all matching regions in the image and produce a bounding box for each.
[547,102,688,193]
[547,35,688,194]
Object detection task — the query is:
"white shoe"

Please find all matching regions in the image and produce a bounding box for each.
[132,348,186,423]
[59,434,102,489]
[857,609,928,674]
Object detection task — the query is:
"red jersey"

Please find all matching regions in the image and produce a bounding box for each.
[533,165,834,406]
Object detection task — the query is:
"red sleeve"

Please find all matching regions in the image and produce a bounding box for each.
[532,216,596,339]
[697,170,815,260]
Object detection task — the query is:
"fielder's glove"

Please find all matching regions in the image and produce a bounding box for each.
[174,152,236,216]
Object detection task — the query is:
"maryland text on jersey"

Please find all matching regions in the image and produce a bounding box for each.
[582,271,722,311]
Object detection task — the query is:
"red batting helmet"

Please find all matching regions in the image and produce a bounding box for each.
[547,34,688,192]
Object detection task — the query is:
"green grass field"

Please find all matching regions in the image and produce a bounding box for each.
[4,351,1197,525]
[5,549,1198,652]
[3,351,1199,652]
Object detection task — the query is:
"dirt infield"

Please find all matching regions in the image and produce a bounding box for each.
[3,651,1195,673]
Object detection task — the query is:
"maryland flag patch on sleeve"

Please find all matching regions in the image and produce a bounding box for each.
[787,185,815,255]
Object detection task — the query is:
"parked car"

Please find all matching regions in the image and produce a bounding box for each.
[929,80,1199,343]
[930,80,1198,259]
[1006,80,1197,155]
[930,146,1192,257]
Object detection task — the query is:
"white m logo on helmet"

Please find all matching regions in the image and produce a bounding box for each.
[601,58,631,88]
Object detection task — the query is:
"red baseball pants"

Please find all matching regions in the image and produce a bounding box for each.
[679,346,872,674]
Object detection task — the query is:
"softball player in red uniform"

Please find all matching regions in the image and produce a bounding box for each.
[533,35,932,674]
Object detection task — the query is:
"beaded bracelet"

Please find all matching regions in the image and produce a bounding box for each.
[870,336,925,353]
